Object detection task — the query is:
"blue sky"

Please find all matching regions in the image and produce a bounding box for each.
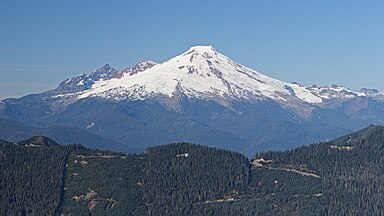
[1,1,384,99]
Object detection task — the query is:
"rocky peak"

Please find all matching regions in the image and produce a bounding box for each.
[90,64,119,80]
[118,60,157,77]
[131,60,157,74]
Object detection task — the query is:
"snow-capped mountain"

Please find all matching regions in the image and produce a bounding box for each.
[120,60,157,77]
[308,85,384,100]
[47,45,384,114]
[55,64,120,94]
[76,46,322,105]
[53,61,157,95]
[1,45,384,155]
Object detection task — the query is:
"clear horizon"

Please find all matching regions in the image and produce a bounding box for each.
[1,1,384,100]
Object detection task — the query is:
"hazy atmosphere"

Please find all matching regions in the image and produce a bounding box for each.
[1,0,384,99]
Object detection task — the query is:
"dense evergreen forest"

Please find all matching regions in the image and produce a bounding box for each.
[256,125,384,215]
[142,143,250,215]
[0,137,77,215]
[2,125,384,215]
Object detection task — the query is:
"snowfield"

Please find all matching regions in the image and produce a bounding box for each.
[77,46,324,104]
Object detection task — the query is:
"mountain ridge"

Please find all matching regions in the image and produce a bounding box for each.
[2,45,383,114]
[1,45,384,154]
[45,45,384,111]
[2,125,384,215]
[0,117,134,153]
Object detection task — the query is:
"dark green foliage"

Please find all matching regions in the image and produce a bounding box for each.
[239,168,324,215]
[60,149,146,215]
[137,139,325,215]
[142,143,250,215]
[0,137,146,216]
[255,125,384,215]
[3,125,384,215]
[0,137,76,215]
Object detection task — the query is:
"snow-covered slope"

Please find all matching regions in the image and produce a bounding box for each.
[55,64,120,94]
[77,46,322,104]
[3,45,384,154]
[53,61,157,95]
[39,45,384,115]
[308,85,384,100]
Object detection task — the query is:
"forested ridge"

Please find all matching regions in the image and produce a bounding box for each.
[1,125,384,215]
[0,136,79,215]
[255,125,384,215]
[142,143,250,215]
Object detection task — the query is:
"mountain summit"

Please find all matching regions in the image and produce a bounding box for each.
[1,45,384,154]
[40,45,383,114]
[77,45,322,107]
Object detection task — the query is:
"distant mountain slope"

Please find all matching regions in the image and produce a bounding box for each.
[0,117,134,153]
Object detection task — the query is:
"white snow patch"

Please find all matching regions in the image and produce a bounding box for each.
[77,80,84,86]
[85,122,95,129]
[289,83,322,103]
[51,93,74,98]
[308,85,368,100]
